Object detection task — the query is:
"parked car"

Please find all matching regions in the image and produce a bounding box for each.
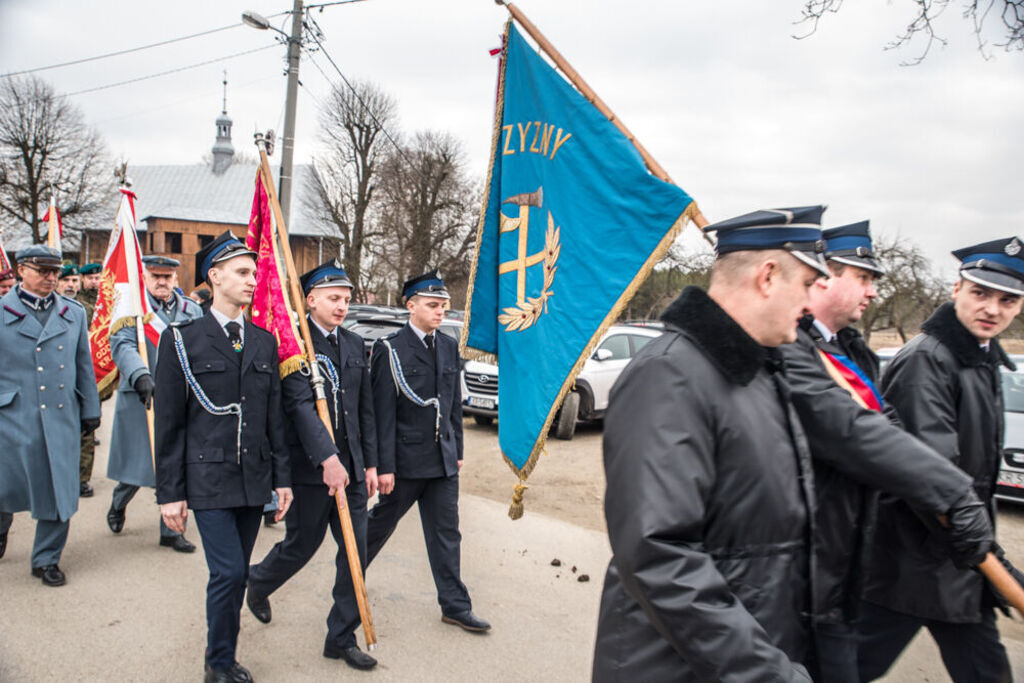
[997,358,1024,504]
[345,315,463,360]
[461,324,663,438]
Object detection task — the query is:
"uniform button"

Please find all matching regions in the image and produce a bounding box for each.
[241,396,247,402]
[58,345,63,351]
[242,448,249,455]
[41,404,46,409]
[59,384,64,389]
[37,367,43,372]
[242,421,248,428]
[36,347,41,352]
[344,410,349,416]
[341,389,346,394]
[199,454,204,460]
[59,364,64,369]
[58,404,63,409]
[40,386,45,391]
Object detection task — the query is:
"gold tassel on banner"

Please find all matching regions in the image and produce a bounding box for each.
[509,478,529,520]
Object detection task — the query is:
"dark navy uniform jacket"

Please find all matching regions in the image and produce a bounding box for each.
[282,321,377,486]
[370,323,463,479]
[154,313,291,510]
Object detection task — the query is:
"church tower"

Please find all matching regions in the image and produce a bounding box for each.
[211,72,234,174]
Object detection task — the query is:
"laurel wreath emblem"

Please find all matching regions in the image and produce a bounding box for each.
[498,212,560,332]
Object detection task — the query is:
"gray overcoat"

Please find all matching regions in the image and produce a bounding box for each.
[106,291,202,487]
[0,289,101,521]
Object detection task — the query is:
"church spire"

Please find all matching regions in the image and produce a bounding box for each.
[211,71,234,174]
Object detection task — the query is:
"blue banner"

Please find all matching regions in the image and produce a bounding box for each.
[462,22,696,484]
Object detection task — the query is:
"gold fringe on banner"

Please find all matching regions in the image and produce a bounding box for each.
[109,313,155,336]
[278,354,305,380]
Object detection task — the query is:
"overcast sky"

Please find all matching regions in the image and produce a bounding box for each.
[2,0,1022,278]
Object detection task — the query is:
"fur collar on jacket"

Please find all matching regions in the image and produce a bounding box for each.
[920,302,1015,371]
[660,286,777,386]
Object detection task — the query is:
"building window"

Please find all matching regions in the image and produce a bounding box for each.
[198,234,214,249]
[165,231,183,254]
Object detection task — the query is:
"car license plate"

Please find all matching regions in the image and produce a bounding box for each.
[998,470,1024,488]
[469,397,495,409]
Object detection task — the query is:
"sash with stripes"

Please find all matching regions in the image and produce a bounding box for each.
[817,349,883,412]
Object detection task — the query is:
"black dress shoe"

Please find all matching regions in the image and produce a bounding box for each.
[323,643,377,670]
[246,584,272,624]
[0,532,7,560]
[79,481,94,497]
[203,669,233,683]
[204,659,252,682]
[160,535,196,553]
[441,610,491,633]
[31,564,67,587]
[263,511,277,527]
[107,505,125,533]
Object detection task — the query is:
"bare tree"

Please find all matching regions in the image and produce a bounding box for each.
[859,234,948,342]
[796,0,1024,64]
[304,80,397,301]
[371,130,479,306]
[0,76,112,245]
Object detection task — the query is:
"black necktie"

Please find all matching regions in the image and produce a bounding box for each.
[226,322,243,353]
[424,334,434,351]
[327,331,341,361]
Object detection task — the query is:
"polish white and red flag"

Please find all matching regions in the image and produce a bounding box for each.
[90,188,162,395]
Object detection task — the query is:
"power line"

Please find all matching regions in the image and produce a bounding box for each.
[303,32,421,175]
[63,45,279,98]
[2,22,248,79]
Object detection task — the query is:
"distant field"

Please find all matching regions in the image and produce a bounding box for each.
[869,329,1024,354]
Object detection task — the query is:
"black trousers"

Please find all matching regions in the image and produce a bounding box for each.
[366,475,471,616]
[809,621,858,683]
[193,506,263,670]
[249,480,368,649]
[857,600,1012,682]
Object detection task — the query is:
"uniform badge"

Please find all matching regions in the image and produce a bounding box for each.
[1006,238,1022,257]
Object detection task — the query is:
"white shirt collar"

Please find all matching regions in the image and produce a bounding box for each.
[310,316,337,340]
[812,318,837,343]
[210,307,245,341]
[408,320,432,347]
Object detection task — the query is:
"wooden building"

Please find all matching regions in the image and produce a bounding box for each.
[79,104,338,289]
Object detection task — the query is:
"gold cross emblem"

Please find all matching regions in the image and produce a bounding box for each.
[497,187,560,332]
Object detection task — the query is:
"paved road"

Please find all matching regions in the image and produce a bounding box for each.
[1,403,1023,681]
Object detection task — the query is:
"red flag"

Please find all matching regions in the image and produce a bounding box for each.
[0,231,12,272]
[245,167,304,377]
[90,189,160,396]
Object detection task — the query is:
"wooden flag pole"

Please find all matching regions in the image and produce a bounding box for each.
[254,136,377,650]
[498,1,710,232]
[120,194,157,470]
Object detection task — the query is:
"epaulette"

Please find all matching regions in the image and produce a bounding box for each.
[59,294,85,310]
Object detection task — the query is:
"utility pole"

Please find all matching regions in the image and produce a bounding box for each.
[279,0,304,226]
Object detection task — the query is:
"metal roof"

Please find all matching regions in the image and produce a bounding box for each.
[129,162,332,237]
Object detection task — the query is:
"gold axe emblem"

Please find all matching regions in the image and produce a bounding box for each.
[497,187,560,332]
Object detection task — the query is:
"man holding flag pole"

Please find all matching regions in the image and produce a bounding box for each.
[243,132,380,668]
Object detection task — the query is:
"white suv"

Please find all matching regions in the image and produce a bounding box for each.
[461,324,663,439]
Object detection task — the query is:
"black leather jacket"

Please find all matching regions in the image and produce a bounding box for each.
[781,316,975,625]
[593,288,815,682]
[864,303,1014,622]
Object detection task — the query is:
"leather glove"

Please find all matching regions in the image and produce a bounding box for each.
[133,374,155,408]
[946,494,994,569]
[81,417,101,435]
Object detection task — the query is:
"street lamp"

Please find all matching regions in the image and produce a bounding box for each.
[242,3,303,226]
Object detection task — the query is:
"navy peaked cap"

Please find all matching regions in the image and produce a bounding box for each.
[403,269,450,301]
[704,205,830,277]
[953,237,1024,296]
[194,230,256,286]
[300,259,353,295]
[823,220,884,276]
